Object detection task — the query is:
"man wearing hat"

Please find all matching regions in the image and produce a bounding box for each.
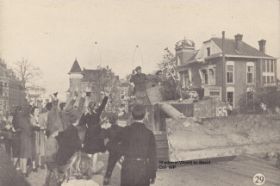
[130,66,150,104]
[119,104,157,186]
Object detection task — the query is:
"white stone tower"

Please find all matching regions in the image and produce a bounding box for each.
[68,58,83,97]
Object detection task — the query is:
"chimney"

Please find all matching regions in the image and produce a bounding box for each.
[234,34,243,50]
[258,39,266,53]
[222,31,225,52]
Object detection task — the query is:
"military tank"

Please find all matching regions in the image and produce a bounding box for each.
[128,84,280,163]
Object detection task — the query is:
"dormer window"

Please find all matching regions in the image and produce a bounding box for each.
[207,47,211,56]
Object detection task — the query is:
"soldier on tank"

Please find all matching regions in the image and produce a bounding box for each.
[130,66,150,105]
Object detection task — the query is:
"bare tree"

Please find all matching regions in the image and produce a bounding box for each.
[14,58,42,89]
[158,48,182,100]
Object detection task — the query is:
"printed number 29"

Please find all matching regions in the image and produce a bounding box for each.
[253,173,265,185]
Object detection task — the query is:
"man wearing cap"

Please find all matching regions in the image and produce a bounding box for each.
[130,66,149,104]
[119,104,157,186]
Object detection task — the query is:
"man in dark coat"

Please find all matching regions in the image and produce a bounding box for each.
[55,110,83,166]
[103,112,123,185]
[120,104,157,186]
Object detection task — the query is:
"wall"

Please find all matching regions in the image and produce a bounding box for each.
[256,59,262,89]
[8,79,26,111]
[176,48,196,65]
[69,73,82,95]
[200,40,222,59]
[224,58,258,108]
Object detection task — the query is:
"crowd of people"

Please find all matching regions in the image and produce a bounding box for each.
[0,88,158,186]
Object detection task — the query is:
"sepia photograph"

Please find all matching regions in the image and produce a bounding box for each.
[0,0,279,185]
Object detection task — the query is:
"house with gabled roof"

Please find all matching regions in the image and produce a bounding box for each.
[176,33,278,108]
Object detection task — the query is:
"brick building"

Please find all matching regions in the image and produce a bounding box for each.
[68,59,121,110]
[176,33,278,108]
[0,60,26,113]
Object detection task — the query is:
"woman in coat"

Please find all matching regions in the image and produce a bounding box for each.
[37,103,52,169]
[79,94,108,169]
[12,106,21,168]
[19,105,33,176]
[30,106,40,171]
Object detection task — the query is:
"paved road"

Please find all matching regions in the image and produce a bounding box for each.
[28,155,280,186]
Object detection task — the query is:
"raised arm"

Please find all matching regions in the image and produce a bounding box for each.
[77,96,86,111]
[96,96,108,118]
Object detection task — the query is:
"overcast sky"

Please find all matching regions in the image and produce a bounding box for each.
[0,0,279,96]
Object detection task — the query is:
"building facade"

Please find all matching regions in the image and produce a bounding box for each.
[176,33,278,108]
[0,60,26,113]
[68,59,121,110]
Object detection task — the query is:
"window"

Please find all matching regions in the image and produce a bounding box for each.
[246,88,254,104]
[271,61,274,72]
[262,60,275,86]
[207,47,211,56]
[226,87,234,107]
[246,62,254,84]
[227,91,234,106]
[263,60,274,73]
[184,75,190,88]
[262,60,266,72]
[182,71,191,88]
[177,56,181,65]
[226,61,234,84]
[202,69,208,84]
[208,68,216,85]
[247,91,254,103]
[266,60,270,72]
